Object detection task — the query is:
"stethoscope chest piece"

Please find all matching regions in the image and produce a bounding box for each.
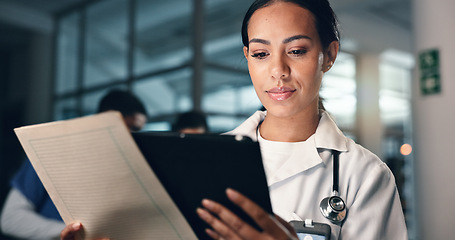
[320,194,346,224]
[319,150,346,224]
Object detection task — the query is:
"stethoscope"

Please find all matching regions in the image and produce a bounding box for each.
[319,150,346,224]
[256,122,346,224]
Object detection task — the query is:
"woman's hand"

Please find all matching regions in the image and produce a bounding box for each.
[197,188,298,240]
[60,222,83,240]
[60,222,109,240]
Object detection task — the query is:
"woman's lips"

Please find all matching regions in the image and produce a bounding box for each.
[265,87,296,101]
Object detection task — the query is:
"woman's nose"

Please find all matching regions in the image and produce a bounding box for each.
[271,54,290,80]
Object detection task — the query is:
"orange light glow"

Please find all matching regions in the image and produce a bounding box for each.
[400,143,412,156]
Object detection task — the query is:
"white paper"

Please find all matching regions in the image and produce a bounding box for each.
[14,111,197,240]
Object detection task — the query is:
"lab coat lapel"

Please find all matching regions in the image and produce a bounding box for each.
[226,110,347,187]
[315,111,348,152]
[224,111,265,141]
[267,134,322,186]
[267,111,347,186]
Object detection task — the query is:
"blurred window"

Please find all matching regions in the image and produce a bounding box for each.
[320,52,357,134]
[134,0,192,76]
[133,67,193,118]
[379,49,414,233]
[380,50,413,128]
[55,13,80,95]
[53,0,357,135]
[84,0,128,87]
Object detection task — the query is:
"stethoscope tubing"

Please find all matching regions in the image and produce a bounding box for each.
[332,150,340,194]
[319,150,346,224]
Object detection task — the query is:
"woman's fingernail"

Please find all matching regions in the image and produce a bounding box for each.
[197,207,210,220]
[226,188,239,200]
[202,198,214,210]
[72,222,81,230]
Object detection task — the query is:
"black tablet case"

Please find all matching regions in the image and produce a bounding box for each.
[132,132,272,240]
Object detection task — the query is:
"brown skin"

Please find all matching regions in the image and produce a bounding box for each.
[197,188,298,240]
[60,189,296,240]
[60,222,82,240]
[60,222,109,240]
[123,112,147,132]
[244,1,338,143]
[60,2,339,239]
[197,2,338,239]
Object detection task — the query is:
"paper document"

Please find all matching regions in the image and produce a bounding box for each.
[14,111,197,240]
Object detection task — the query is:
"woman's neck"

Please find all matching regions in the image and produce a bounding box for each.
[259,109,320,142]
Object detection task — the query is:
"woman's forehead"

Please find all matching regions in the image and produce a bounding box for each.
[247,2,317,40]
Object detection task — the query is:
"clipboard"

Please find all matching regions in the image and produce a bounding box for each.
[132,131,273,240]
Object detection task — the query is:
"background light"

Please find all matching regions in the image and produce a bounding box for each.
[400,143,412,156]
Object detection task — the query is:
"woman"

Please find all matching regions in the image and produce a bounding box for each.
[61,0,407,239]
[197,0,407,239]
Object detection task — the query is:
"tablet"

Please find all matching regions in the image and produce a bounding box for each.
[132,131,272,240]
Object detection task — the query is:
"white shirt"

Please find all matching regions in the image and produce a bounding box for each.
[226,110,408,240]
[1,188,65,240]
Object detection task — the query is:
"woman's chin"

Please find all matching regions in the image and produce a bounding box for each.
[264,107,298,119]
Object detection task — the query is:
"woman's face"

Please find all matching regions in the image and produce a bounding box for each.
[244,2,337,119]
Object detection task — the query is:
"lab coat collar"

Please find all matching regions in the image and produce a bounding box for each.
[264,134,322,185]
[227,110,348,152]
[226,110,349,185]
[315,110,349,153]
[224,110,265,141]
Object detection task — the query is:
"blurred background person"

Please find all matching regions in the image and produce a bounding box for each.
[172,110,208,134]
[0,89,147,240]
[97,89,148,132]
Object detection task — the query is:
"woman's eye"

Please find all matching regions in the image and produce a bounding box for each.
[289,49,306,55]
[251,52,269,59]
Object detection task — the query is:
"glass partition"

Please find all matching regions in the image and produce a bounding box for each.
[54,98,78,121]
[134,0,193,76]
[53,0,357,135]
[320,52,357,131]
[84,0,128,87]
[55,13,80,95]
[133,67,193,118]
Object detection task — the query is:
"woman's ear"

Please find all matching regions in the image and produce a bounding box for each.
[243,46,249,60]
[323,41,339,72]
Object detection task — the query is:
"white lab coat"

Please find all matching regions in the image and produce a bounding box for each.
[226,110,408,240]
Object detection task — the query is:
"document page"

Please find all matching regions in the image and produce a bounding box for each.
[14,111,197,240]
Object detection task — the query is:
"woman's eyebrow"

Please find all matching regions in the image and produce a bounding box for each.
[249,35,312,45]
[249,38,270,45]
[283,35,312,43]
